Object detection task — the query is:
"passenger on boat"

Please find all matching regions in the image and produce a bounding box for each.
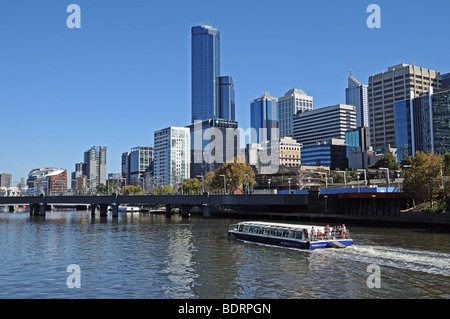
[310,227,316,241]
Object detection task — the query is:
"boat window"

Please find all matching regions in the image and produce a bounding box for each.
[264,228,269,235]
[238,225,243,232]
[243,226,249,233]
[283,230,289,238]
[288,231,295,239]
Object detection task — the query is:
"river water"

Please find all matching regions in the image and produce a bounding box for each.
[0,210,449,299]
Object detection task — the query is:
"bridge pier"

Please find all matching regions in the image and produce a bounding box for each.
[111,205,119,217]
[90,204,97,217]
[165,204,173,217]
[99,204,108,217]
[8,205,15,213]
[180,205,191,218]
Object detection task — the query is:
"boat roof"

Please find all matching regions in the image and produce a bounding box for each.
[236,221,327,231]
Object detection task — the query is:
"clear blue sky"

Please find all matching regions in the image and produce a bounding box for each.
[0,0,448,183]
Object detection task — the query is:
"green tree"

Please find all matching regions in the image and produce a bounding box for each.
[371,153,400,170]
[210,158,255,193]
[403,152,444,207]
[181,178,202,194]
[152,185,173,195]
[124,185,143,195]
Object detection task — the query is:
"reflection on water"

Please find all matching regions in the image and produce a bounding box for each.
[0,211,449,299]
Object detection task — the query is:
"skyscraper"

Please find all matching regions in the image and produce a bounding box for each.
[191,25,235,122]
[292,104,357,146]
[250,93,278,144]
[346,71,369,127]
[218,76,235,121]
[191,25,221,122]
[154,127,190,187]
[83,145,107,189]
[278,87,313,137]
[368,63,441,153]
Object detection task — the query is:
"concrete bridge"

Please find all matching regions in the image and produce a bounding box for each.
[0,192,309,218]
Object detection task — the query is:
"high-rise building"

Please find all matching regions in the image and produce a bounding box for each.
[292,104,357,146]
[83,145,107,189]
[218,76,235,121]
[125,146,154,185]
[368,63,441,153]
[301,139,359,170]
[187,119,239,177]
[250,93,278,144]
[191,25,235,122]
[154,127,190,187]
[0,173,12,188]
[441,73,450,89]
[191,25,221,122]
[278,88,313,137]
[395,87,450,162]
[346,71,369,127]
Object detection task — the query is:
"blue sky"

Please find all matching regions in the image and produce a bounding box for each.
[0,0,448,182]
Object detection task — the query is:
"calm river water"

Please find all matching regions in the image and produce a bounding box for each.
[0,210,449,299]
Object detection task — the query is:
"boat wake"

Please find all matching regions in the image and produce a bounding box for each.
[314,244,450,277]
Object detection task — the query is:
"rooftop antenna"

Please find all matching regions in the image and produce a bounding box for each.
[350,61,353,77]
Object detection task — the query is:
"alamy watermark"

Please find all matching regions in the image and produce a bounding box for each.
[66,264,81,288]
[66,4,81,29]
[366,264,381,289]
[367,4,381,29]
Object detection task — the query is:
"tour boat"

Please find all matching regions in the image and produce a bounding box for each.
[228,221,353,250]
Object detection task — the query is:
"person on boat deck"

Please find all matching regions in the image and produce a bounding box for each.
[310,227,316,240]
[342,224,347,232]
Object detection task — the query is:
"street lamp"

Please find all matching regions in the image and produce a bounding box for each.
[318,172,328,188]
[196,175,204,193]
[243,174,249,194]
[336,171,347,186]
[219,175,226,195]
[380,168,390,189]
[357,169,367,186]
[288,178,292,194]
[268,178,271,193]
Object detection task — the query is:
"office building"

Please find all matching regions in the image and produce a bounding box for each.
[442,73,450,89]
[0,173,12,188]
[345,127,371,169]
[218,76,235,121]
[258,136,301,174]
[250,93,278,144]
[191,25,220,122]
[187,119,239,177]
[368,63,441,153]
[83,145,107,189]
[154,127,190,187]
[301,139,359,170]
[278,87,313,137]
[292,104,356,146]
[395,87,450,162]
[346,71,369,127]
[122,146,154,185]
[27,167,67,194]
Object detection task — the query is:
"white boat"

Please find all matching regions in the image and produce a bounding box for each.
[228,221,353,250]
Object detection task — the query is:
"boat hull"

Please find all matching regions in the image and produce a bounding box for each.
[229,231,353,250]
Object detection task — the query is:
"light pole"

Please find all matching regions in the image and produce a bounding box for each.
[196,175,204,193]
[336,171,347,186]
[357,175,360,193]
[140,177,145,195]
[357,169,367,186]
[243,174,249,194]
[288,178,292,194]
[380,168,390,189]
[318,172,328,188]
[220,174,226,195]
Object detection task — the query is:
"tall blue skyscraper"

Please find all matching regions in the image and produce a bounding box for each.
[218,76,235,121]
[191,25,221,123]
[250,93,278,144]
[346,71,369,128]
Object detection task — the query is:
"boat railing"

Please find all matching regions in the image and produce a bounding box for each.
[310,229,350,242]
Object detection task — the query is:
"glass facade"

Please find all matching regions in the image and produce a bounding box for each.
[250,94,278,144]
[346,75,369,127]
[432,89,450,154]
[218,76,235,121]
[394,100,411,163]
[191,25,220,123]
